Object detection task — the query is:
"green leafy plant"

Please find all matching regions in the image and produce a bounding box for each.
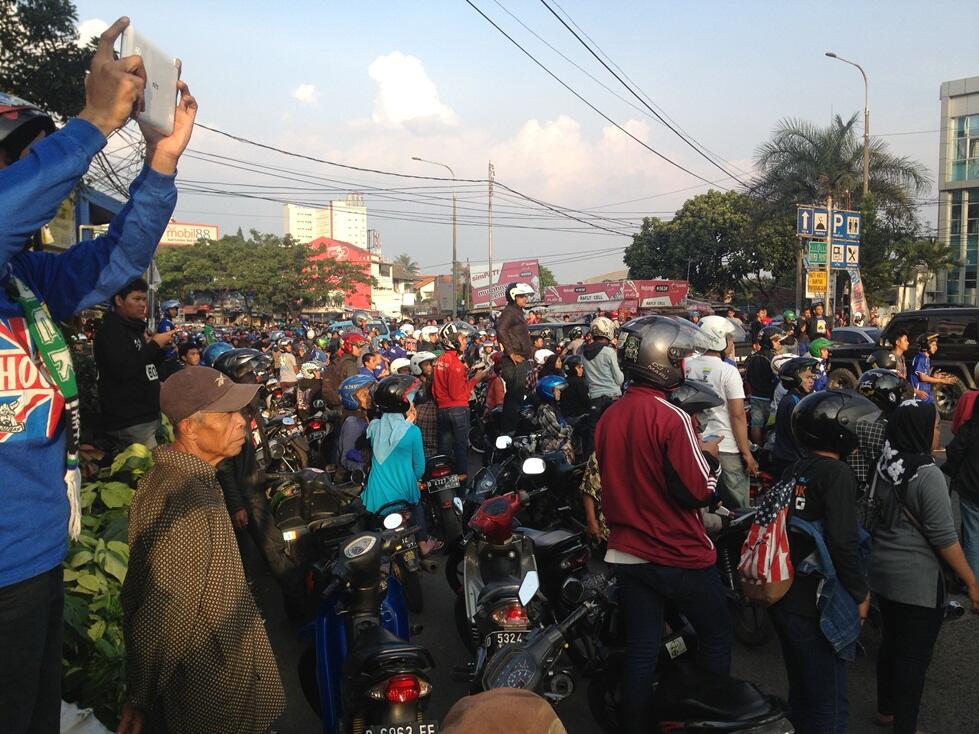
[62,444,153,726]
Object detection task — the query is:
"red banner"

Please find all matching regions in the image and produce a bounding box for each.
[543,282,624,304]
[625,280,689,308]
[470,259,540,308]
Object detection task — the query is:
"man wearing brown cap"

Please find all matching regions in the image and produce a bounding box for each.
[117,367,285,734]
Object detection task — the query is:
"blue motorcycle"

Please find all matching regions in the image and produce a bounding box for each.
[298,515,438,734]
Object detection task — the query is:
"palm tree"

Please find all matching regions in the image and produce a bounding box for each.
[394,253,420,275]
[751,113,931,214]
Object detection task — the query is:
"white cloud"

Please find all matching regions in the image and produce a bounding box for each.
[291,83,319,105]
[367,51,457,131]
[76,18,108,47]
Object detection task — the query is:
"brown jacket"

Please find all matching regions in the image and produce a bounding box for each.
[122,447,285,733]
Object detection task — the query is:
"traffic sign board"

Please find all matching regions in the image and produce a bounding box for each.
[797,205,861,242]
[828,242,859,268]
[807,241,826,265]
[807,270,827,295]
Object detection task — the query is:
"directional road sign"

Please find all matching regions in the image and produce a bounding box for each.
[797,206,862,242]
[807,241,826,265]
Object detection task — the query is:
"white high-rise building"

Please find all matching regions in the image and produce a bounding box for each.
[282,194,368,250]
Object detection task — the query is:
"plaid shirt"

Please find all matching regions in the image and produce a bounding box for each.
[847,417,888,486]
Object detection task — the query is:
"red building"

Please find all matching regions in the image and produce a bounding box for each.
[307,237,371,310]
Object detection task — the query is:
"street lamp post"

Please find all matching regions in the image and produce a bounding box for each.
[412,156,457,316]
[825,52,870,197]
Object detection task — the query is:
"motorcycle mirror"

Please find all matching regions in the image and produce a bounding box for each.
[522,457,546,475]
[495,435,513,450]
[382,512,403,530]
[453,496,464,514]
[518,570,539,606]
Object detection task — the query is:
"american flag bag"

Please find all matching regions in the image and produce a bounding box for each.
[738,474,796,605]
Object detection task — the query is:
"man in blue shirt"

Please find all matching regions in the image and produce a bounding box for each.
[910,332,956,402]
[0,18,198,733]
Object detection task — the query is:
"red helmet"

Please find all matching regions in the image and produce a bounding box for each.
[342,331,367,350]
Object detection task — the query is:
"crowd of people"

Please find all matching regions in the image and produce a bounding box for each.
[1,18,977,734]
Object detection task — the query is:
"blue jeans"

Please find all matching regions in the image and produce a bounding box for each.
[614,563,731,734]
[771,606,849,734]
[437,406,470,478]
[960,495,979,576]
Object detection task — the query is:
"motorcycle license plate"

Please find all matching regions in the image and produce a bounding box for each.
[308,430,327,441]
[365,723,439,734]
[488,630,525,648]
[663,633,687,660]
[428,475,460,491]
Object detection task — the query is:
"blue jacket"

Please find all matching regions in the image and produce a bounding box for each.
[0,119,176,587]
[790,516,871,661]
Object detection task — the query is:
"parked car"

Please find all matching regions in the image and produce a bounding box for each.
[329,319,391,338]
[528,321,589,350]
[826,307,978,419]
[830,326,881,345]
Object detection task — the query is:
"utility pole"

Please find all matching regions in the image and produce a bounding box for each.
[488,161,495,310]
[825,195,833,312]
[411,156,457,316]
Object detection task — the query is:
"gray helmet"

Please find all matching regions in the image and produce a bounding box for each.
[439,320,477,351]
[617,315,713,390]
[161,299,180,312]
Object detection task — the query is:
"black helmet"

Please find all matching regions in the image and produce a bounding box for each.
[351,310,370,329]
[778,356,819,390]
[916,332,939,351]
[0,93,55,163]
[617,315,713,390]
[563,354,583,375]
[439,320,477,351]
[505,282,535,304]
[668,379,724,415]
[865,349,898,370]
[373,375,422,414]
[568,326,583,340]
[213,348,273,384]
[759,326,788,351]
[857,369,913,412]
[791,389,880,456]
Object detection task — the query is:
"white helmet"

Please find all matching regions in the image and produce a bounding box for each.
[698,315,737,352]
[410,351,437,376]
[400,323,415,336]
[590,316,616,340]
[420,325,438,340]
[390,357,412,374]
[300,361,321,379]
[771,353,795,375]
[505,282,535,304]
[534,348,555,365]
[306,329,316,340]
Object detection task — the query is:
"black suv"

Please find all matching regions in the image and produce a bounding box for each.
[826,307,978,418]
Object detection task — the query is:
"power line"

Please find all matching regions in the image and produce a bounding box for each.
[538,0,749,187]
[462,0,723,188]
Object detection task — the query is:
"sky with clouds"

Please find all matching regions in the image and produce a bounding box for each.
[73,1,977,282]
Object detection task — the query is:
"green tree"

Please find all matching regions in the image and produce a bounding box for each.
[752,113,930,214]
[538,265,557,288]
[0,0,96,120]
[394,253,420,275]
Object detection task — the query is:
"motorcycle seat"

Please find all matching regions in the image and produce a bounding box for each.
[343,625,434,680]
[653,662,778,722]
[518,526,579,553]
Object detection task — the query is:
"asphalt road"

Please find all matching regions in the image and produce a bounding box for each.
[255,422,978,734]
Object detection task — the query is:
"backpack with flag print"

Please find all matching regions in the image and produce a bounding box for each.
[738,471,796,605]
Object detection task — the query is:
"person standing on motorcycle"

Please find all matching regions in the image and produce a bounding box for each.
[362,375,440,555]
[771,357,818,478]
[685,315,758,507]
[595,316,728,734]
[745,326,787,446]
[581,316,624,459]
[773,390,876,734]
[433,321,490,476]
[496,282,536,435]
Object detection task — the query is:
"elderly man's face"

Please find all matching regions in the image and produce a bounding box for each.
[180,411,246,464]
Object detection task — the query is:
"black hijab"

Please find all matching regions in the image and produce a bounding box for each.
[877,399,936,490]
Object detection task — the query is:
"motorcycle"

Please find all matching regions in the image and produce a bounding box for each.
[263,410,311,472]
[298,514,438,734]
[420,454,465,545]
[372,499,427,615]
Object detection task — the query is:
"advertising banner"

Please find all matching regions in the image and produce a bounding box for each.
[624,280,689,308]
[470,259,540,308]
[159,221,219,247]
[849,269,867,321]
[543,282,624,304]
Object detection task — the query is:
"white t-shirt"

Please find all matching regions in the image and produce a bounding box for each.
[279,353,298,383]
[684,354,745,454]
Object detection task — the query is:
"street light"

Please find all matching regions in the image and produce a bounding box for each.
[825,51,870,197]
[411,156,458,316]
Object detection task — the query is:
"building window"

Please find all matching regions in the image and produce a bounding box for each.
[951,114,979,182]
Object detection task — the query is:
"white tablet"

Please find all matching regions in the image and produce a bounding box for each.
[119,26,180,136]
